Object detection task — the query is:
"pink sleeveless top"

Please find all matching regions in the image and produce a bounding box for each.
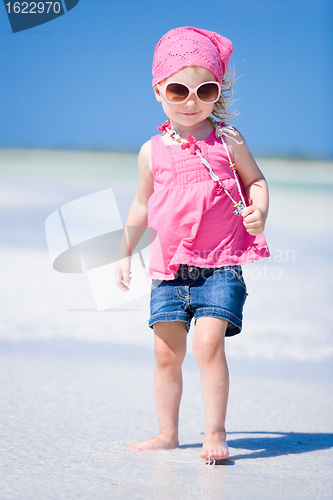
[147,129,270,280]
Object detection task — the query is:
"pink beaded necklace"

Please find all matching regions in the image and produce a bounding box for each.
[158,120,247,216]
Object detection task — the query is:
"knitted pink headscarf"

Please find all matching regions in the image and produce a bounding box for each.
[152,26,233,87]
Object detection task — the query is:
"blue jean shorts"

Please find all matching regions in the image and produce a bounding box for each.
[149,264,248,336]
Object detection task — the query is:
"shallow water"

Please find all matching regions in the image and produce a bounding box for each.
[1,150,332,362]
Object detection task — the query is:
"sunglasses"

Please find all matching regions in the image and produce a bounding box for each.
[156,81,221,104]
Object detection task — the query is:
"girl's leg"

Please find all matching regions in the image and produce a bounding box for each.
[192,316,229,460]
[129,320,187,451]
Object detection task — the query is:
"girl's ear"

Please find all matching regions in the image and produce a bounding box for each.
[154,86,162,103]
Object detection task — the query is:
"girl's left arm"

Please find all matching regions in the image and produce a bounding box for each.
[226,129,269,236]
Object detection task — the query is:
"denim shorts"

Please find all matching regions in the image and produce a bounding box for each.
[149,264,248,336]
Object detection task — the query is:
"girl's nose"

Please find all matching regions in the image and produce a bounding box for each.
[185,93,197,107]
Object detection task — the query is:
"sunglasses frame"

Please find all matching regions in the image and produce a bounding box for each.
[156,81,221,104]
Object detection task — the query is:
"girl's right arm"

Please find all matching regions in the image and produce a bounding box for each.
[115,140,154,291]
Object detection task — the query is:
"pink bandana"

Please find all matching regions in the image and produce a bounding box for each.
[152,26,233,87]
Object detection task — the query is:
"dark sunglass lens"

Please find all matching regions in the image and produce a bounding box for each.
[197,83,219,102]
[166,83,189,102]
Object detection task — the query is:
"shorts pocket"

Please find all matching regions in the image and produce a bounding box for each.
[225,266,247,291]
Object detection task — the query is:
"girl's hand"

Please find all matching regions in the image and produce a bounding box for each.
[115,256,132,292]
[241,205,265,236]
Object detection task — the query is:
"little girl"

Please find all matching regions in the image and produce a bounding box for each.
[115,26,269,463]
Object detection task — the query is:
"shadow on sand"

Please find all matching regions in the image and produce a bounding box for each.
[179,432,333,465]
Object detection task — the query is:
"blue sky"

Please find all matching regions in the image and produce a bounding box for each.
[0,0,332,158]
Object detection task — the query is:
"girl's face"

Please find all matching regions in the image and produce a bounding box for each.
[154,66,216,130]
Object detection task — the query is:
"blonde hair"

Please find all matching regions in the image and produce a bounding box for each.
[211,67,238,123]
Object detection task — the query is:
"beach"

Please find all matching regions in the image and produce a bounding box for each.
[0,149,332,499]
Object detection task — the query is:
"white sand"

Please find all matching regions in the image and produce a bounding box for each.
[0,150,332,499]
[1,343,332,499]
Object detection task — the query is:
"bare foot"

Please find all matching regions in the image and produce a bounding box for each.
[129,433,179,451]
[200,431,229,461]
